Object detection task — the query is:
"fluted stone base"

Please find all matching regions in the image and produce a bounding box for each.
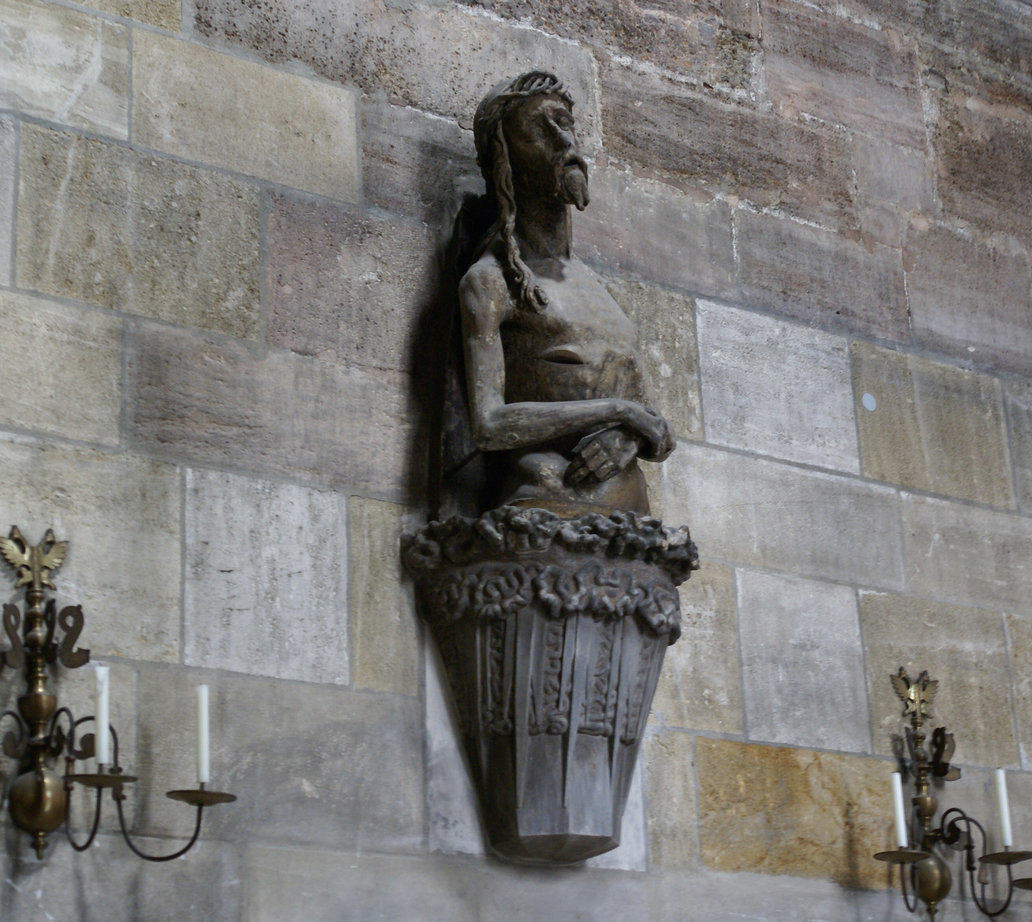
[402,506,697,865]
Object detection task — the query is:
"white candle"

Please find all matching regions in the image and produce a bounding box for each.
[197,684,210,785]
[892,772,908,848]
[995,769,1014,848]
[95,665,110,767]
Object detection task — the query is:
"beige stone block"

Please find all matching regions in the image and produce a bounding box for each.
[0,0,129,137]
[904,222,1032,376]
[651,562,742,735]
[0,438,180,662]
[735,206,909,343]
[361,101,478,226]
[695,738,890,889]
[860,591,1019,767]
[125,321,417,503]
[853,342,1014,507]
[852,134,936,247]
[184,469,350,685]
[349,496,419,696]
[244,846,478,922]
[0,117,13,285]
[578,165,737,303]
[738,569,869,752]
[604,276,702,441]
[928,58,1032,243]
[666,441,904,590]
[763,0,924,148]
[133,667,423,853]
[455,0,759,90]
[600,62,856,231]
[85,0,180,29]
[1005,379,1032,513]
[193,0,602,151]
[266,195,435,371]
[644,731,699,870]
[1006,614,1032,770]
[0,292,121,446]
[698,302,858,472]
[133,32,359,201]
[17,124,260,339]
[903,493,1032,611]
[0,834,239,922]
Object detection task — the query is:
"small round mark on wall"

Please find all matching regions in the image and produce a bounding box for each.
[861,393,877,412]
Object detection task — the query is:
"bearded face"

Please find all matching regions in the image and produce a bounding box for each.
[503,94,590,211]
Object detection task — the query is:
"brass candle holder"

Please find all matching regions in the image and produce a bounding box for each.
[0,526,235,859]
[874,668,1030,919]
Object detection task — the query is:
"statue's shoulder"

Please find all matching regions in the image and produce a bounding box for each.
[458,254,510,325]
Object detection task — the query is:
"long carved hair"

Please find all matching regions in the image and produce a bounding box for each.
[430,72,575,518]
[460,71,575,313]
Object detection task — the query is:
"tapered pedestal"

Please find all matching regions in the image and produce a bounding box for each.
[403,506,697,864]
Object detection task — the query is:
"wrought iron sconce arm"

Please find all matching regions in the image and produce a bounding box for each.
[0,526,236,860]
[874,668,1031,920]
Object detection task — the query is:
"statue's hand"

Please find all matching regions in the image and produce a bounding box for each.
[618,402,674,461]
[566,427,640,485]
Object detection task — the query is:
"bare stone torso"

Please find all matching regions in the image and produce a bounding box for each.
[490,256,651,515]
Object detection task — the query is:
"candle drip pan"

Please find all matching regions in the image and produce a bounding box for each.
[402,506,697,865]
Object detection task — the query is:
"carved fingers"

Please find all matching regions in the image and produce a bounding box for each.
[566,428,640,485]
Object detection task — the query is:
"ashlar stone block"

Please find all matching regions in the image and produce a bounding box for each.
[84,0,180,29]
[852,134,936,247]
[644,730,699,870]
[0,117,14,285]
[697,301,859,473]
[853,342,1015,507]
[0,0,129,137]
[665,441,904,590]
[903,493,1032,612]
[0,834,240,922]
[578,165,737,302]
[904,222,1032,375]
[601,62,857,231]
[266,195,435,372]
[192,0,602,151]
[1005,379,1032,514]
[244,846,478,922]
[604,276,702,441]
[735,206,910,343]
[928,60,1032,242]
[0,292,122,447]
[860,591,1019,768]
[650,561,742,735]
[133,31,359,201]
[695,738,889,890]
[455,0,760,91]
[125,321,417,503]
[361,102,478,225]
[1005,614,1032,770]
[133,666,423,852]
[0,438,180,663]
[348,496,419,696]
[17,124,261,339]
[184,469,350,685]
[738,569,869,752]
[763,0,924,148]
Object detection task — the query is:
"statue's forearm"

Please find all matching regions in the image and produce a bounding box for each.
[471,398,628,451]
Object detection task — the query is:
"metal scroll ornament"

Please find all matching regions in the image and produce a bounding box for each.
[403,72,698,864]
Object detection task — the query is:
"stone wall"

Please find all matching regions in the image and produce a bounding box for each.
[1,0,1031,919]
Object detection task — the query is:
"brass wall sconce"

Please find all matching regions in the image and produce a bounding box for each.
[874,668,1030,919]
[0,526,235,859]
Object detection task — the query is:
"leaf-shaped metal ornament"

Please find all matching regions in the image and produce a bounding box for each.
[57,605,90,669]
[1,603,24,670]
[0,526,31,586]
